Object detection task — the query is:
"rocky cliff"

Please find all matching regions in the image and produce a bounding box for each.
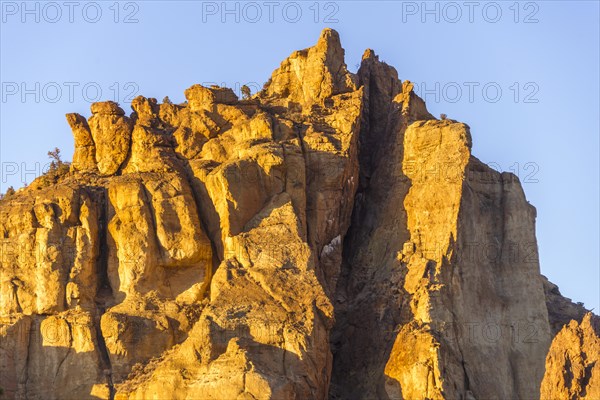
[0,29,597,400]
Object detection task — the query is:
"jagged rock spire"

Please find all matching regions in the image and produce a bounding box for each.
[259,28,357,109]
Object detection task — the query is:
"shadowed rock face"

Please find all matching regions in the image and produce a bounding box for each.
[0,29,597,400]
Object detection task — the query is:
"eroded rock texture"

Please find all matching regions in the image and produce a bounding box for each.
[0,29,597,400]
[540,313,600,400]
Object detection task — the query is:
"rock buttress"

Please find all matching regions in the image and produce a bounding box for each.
[330,50,555,400]
[1,28,597,400]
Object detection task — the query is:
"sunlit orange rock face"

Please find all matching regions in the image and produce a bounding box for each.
[0,29,597,400]
[541,313,600,400]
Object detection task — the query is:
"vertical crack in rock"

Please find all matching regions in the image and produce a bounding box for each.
[329,49,414,399]
[330,42,557,400]
[93,186,116,399]
[176,154,222,280]
[21,317,35,389]
[53,321,73,382]
[0,28,598,400]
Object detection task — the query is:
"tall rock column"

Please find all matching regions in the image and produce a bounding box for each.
[331,49,552,400]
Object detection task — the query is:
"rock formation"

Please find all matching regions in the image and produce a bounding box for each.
[541,313,600,399]
[0,29,597,400]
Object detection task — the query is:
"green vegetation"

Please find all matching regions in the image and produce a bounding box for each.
[38,147,71,188]
[241,85,252,100]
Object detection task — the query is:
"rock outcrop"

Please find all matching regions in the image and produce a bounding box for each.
[108,28,362,399]
[541,313,600,399]
[542,274,590,335]
[0,29,597,400]
[329,52,553,400]
[88,102,133,176]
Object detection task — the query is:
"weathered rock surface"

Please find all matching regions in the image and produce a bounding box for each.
[541,313,600,399]
[109,27,362,399]
[88,101,133,176]
[67,113,97,173]
[0,29,597,400]
[259,28,356,110]
[329,51,554,399]
[542,274,591,335]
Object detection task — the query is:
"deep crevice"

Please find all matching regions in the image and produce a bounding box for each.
[91,186,115,400]
[176,157,222,285]
[329,57,410,399]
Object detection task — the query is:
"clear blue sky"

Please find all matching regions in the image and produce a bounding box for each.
[1,1,598,311]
